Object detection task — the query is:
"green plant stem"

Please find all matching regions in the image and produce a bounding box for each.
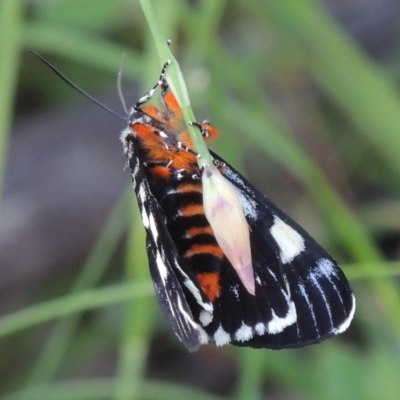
[138,0,213,167]
[0,0,24,201]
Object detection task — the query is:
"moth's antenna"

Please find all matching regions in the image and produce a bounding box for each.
[117,53,129,116]
[30,50,126,120]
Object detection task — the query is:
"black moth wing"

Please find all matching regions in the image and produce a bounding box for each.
[210,150,355,348]
[126,134,213,351]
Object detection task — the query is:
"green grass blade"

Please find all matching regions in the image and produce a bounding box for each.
[24,190,130,386]
[24,21,142,79]
[2,378,226,400]
[0,0,24,201]
[0,281,153,338]
[114,203,156,400]
[265,0,400,182]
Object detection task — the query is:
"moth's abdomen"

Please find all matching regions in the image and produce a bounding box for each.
[155,176,224,302]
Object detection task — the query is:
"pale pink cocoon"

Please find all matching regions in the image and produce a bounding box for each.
[202,165,255,295]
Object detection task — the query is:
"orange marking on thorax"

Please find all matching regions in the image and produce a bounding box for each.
[197,272,220,302]
[185,244,224,259]
[132,90,221,177]
[132,123,162,145]
[186,225,214,238]
[180,203,204,217]
[132,122,197,171]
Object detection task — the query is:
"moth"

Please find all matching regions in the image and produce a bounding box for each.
[120,62,355,351]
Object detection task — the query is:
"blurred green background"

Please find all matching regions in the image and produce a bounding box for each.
[1,0,400,399]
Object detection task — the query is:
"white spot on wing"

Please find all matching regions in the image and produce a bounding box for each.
[307,262,355,335]
[267,301,297,334]
[270,216,305,264]
[198,328,209,345]
[235,323,253,342]
[199,310,213,326]
[138,185,149,228]
[214,325,231,346]
[155,250,168,282]
[176,296,208,344]
[140,206,150,229]
[255,323,266,335]
[313,258,345,307]
[138,183,147,199]
[148,213,158,241]
[315,258,338,279]
[230,284,239,300]
[333,293,356,334]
